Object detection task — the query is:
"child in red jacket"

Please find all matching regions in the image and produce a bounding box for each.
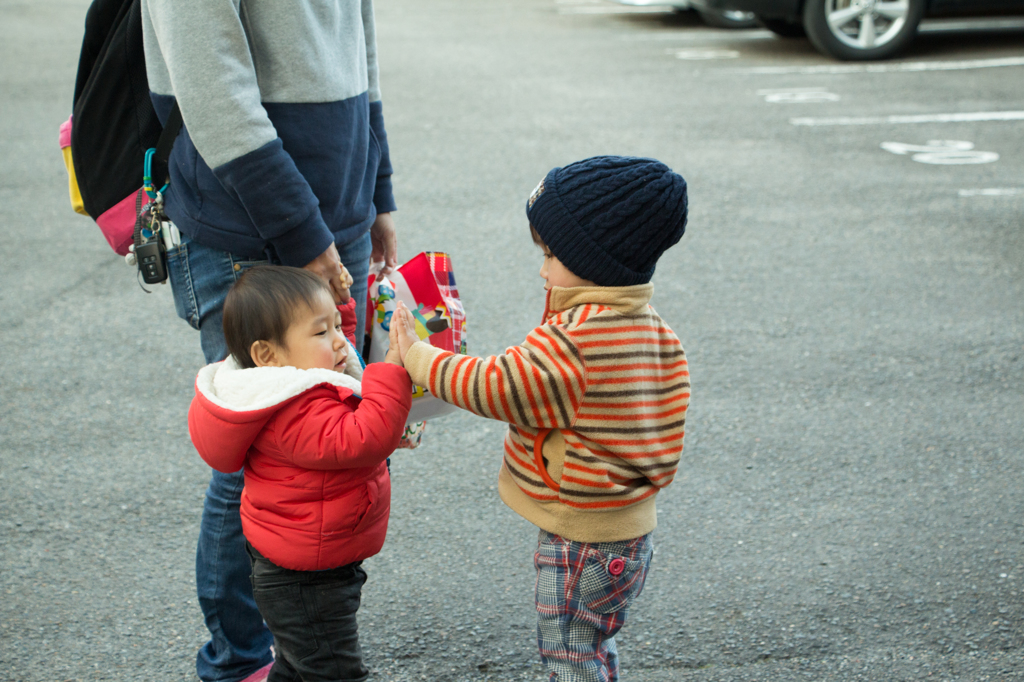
[188,265,412,682]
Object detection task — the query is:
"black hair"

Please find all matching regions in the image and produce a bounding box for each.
[223,266,332,369]
[529,224,546,248]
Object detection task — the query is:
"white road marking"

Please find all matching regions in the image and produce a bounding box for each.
[881,140,999,165]
[731,55,1024,75]
[671,48,740,59]
[959,188,1024,197]
[620,29,775,41]
[791,111,1024,126]
[559,5,672,14]
[758,87,840,103]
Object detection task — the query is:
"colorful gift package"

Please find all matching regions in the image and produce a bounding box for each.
[365,252,466,426]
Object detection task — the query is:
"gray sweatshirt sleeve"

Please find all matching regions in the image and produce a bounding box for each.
[144,0,279,170]
[363,0,382,103]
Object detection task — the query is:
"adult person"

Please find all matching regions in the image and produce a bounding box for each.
[140,2,399,680]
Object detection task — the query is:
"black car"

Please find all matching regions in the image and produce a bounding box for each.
[690,0,1024,60]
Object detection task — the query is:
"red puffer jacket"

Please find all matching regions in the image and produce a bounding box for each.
[188,349,412,571]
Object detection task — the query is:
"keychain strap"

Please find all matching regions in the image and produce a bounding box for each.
[143,101,183,199]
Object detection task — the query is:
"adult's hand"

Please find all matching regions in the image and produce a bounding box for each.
[370,212,398,274]
[303,242,353,304]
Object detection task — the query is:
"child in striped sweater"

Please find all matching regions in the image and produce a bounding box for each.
[393,156,690,681]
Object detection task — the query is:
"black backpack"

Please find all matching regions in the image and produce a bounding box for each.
[60,0,180,255]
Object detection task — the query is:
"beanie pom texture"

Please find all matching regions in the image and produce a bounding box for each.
[526,156,688,287]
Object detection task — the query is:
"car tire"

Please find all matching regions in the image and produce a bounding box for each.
[757,17,807,37]
[697,9,759,29]
[803,0,925,61]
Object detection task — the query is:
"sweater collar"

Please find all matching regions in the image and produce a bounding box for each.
[544,283,653,319]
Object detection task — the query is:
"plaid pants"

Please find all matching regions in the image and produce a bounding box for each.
[534,531,653,682]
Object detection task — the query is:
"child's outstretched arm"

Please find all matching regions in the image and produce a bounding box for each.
[393,302,584,429]
[278,363,412,470]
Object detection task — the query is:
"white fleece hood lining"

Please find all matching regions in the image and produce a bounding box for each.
[196,347,364,413]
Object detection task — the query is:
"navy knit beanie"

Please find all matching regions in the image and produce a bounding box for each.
[526,155,688,287]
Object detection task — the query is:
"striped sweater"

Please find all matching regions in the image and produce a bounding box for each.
[404,284,689,542]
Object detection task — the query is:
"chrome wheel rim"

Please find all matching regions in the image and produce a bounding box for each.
[824,0,909,50]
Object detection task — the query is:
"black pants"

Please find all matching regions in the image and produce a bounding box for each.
[246,543,369,682]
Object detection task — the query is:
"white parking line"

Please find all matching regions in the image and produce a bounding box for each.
[882,140,999,165]
[791,111,1024,126]
[619,30,776,41]
[758,87,840,103]
[959,188,1024,197]
[558,5,671,14]
[731,56,1024,75]
[671,48,741,60]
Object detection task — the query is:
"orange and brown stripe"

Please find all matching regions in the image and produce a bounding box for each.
[405,283,688,519]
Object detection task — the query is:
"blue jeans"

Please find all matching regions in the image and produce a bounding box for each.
[167,233,373,682]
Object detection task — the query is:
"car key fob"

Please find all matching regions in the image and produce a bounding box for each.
[136,240,167,284]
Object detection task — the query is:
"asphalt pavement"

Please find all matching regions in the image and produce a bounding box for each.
[1,0,1023,680]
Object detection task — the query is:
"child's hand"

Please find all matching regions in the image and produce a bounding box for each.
[384,312,403,367]
[394,301,421,362]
